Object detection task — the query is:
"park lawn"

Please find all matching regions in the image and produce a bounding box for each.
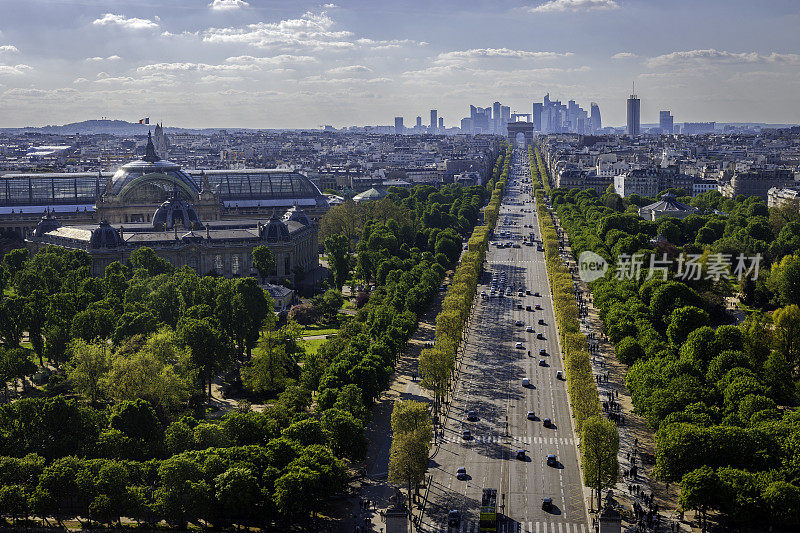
[304,338,325,356]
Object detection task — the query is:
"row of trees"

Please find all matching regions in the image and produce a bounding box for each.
[530,147,601,430]
[549,180,800,526]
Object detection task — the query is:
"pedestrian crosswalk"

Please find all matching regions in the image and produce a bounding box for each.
[428,520,588,533]
[440,435,575,445]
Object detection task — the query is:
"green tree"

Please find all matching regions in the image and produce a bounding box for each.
[252,245,275,280]
[215,467,261,522]
[325,234,351,291]
[773,304,800,367]
[680,466,721,533]
[667,306,710,346]
[581,416,619,511]
[178,318,228,397]
[65,340,109,402]
[129,247,174,276]
[320,408,367,461]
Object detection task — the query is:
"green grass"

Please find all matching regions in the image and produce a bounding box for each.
[304,338,325,356]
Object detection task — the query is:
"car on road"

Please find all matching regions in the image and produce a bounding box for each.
[480,291,486,299]
[526,326,534,333]
[522,378,530,387]
[462,429,471,440]
[556,371,563,380]
[547,454,557,467]
[467,410,477,421]
[526,305,532,311]
[534,291,541,297]
[448,510,460,527]
[516,449,526,460]
[537,332,544,339]
[513,243,521,248]
[515,320,524,326]
[539,359,547,366]
[543,418,552,428]
[535,304,542,310]
[527,410,535,420]
[517,303,523,309]
[456,467,467,480]
[518,291,524,297]
[542,497,553,512]
[526,290,532,295]
[539,348,547,356]
[515,342,524,349]
[538,318,545,325]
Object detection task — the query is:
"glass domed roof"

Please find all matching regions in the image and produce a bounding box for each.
[109,132,200,198]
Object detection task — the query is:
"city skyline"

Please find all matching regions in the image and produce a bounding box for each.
[1,0,799,128]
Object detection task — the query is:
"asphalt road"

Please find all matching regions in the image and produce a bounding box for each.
[423,147,588,533]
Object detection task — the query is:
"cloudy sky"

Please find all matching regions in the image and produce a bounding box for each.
[0,0,798,128]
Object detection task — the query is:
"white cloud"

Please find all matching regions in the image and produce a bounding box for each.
[86,55,121,62]
[327,64,372,75]
[647,49,800,67]
[73,77,89,84]
[224,54,317,65]
[529,0,619,13]
[611,52,638,59]
[137,62,257,73]
[92,13,159,31]
[200,74,245,83]
[209,0,249,11]
[0,64,32,75]
[0,45,19,54]
[437,48,573,62]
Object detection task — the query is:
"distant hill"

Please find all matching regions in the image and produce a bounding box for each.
[0,119,262,136]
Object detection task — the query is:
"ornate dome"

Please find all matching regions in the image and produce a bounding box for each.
[108,131,199,200]
[260,210,290,241]
[152,194,203,230]
[89,220,124,248]
[34,212,61,237]
[283,204,313,226]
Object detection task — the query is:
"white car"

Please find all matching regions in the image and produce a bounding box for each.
[526,325,534,333]
[515,320,524,326]
[515,342,524,349]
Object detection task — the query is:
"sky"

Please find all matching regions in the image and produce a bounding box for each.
[0,0,799,129]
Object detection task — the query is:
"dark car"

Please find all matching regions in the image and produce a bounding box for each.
[526,305,532,311]
[448,510,460,527]
[539,359,547,367]
[516,449,526,460]
[547,454,557,467]
[537,332,544,339]
[539,348,547,356]
[543,418,552,428]
[456,467,467,480]
[534,291,541,297]
[467,411,477,421]
[462,429,471,440]
[542,497,553,512]
[538,318,545,325]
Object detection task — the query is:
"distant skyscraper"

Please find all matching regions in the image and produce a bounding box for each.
[430,109,438,131]
[394,116,404,134]
[460,117,473,132]
[627,92,641,136]
[659,111,674,134]
[532,103,543,131]
[492,101,501,133]
[501,105,510,132]
[590,103,601,133]
[438,117,444,129]
[416,116,422,128]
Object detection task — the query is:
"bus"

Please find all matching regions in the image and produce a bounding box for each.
[479,488,498,532]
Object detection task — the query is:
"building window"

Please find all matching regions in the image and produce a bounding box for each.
[188,257,198,271]
[232,254,240,275]
[215,254,223,272]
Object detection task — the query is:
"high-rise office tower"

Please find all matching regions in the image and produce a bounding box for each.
[416,116,422,128]
[460,117,473,132]
[501,105,510,131]
[430,109,438,131]
[627,92,641,136]
[590,103,601,133]
[492,101,501,133]
[394,117,404,134]
[659,111,674,134]
[532,103,543,131]
[438,117,444,129]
